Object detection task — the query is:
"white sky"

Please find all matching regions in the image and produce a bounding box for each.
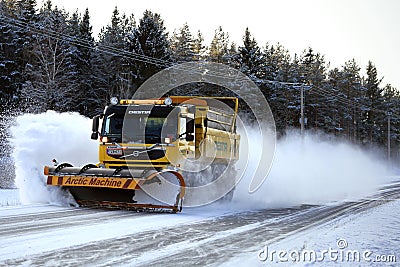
[47,0,400,89]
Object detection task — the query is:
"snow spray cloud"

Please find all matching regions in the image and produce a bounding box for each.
[130,62,276,207]
[10,111,98,205]
[232,128,392,209]
[132,61,390,209]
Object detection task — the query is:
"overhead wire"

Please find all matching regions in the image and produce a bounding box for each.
[310,86,400,120]
[0,14,309,84]
[0,13,399,121]
[0,14,246,80]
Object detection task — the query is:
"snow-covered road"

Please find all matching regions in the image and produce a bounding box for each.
[1,181,399,267]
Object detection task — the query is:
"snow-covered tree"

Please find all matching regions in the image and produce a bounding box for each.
[363,61,385,145]
[324,61,363,139]
[21,1,78,112]
[192,30,206,60]
[0,0,19,112]
[71,8,98,115]
[341,59,367,142]
[128,10,171,93]
[299,48,328,131]
[93,6,128,100]
[260,43,296,135]
[170,23,195,62]
[0,0,38,113]
[233,28,264,79]
[209,26,229,63]
[0,3,398,151]
[384,84,400,159]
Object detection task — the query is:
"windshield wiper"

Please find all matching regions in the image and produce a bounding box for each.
[106,113,115,119]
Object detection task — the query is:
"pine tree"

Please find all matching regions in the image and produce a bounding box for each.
[324,60,366,139]
[343,59,366,142]
[209,26,229,63]
[64,10,85,112]
[0,0,20,113]
[75,8,98,115]
[21,0,77,112]
[0,0,19,164]
[192,30,206,60]
[170,23,195,62]
[283,54,303,130]
[299,48,328,132]
[93,6,128,100]
[0,0,37,113]
[17,0,36,22]
[233,27,264,79]
[261,43,297,134]
[363,61,385,145]
[16,0,37,108]
[129,10,171,93]
[382,84,400,157]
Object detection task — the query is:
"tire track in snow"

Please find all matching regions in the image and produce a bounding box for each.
[3,206,333,266]
[0,208,137,238]
[168,184,400,267]
[2,183,400,266]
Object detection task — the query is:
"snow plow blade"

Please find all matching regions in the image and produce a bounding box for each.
[44,164,185,213]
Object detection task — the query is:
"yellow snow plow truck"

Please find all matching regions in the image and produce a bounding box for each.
[44,96,240,212]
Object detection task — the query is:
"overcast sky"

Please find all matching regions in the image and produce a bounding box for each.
[47,0,400,89]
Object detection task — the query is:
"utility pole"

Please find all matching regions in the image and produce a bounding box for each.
[300,84,305,136]
[388,111,391,167]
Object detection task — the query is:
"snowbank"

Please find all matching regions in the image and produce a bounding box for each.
[0,189,20,207]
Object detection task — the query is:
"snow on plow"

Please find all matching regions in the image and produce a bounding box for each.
[45,164,185,213]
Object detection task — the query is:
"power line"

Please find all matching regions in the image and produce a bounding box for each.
[0,14,250,81]
[0,14,172,68]
[311,86,400,121]
[1,13,399,121]
[0,14,316,85]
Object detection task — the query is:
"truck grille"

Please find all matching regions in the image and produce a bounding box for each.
[108,148,166,161]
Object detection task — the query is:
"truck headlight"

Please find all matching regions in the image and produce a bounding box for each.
[164,97,172,106]
[110,97,119,105]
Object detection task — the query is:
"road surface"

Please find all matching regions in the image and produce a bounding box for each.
[1,181,399,266]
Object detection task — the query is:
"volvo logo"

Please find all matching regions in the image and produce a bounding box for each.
[120,149,144,159]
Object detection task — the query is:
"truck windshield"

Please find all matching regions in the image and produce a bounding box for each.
[102,113,177,144]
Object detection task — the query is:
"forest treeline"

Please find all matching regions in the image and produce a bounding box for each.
[1,0,400,157]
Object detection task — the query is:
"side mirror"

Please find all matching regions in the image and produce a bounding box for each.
[91,132,99,140]
[91,115,100,140]
[92,115,100,132]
